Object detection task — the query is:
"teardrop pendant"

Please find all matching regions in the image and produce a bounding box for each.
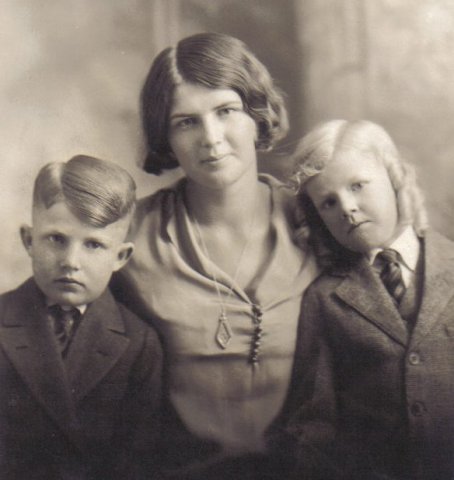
[215,311,233,349]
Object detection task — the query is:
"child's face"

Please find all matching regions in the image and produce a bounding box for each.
[306,150,400,253]
[21,201,133,307]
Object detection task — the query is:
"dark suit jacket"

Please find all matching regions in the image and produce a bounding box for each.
[283,230,454,480]
[0,278,163,480]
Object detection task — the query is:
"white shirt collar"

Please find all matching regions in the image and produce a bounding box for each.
[46,300,87,315]
[368,225,420,272]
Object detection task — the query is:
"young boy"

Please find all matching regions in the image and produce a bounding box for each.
[283,120,454,480]
[0,155,163,479]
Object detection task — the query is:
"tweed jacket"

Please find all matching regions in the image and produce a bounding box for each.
[284,230,454,480]
[0,278,163,480]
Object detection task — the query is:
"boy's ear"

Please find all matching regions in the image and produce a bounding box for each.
[20,225,33,255]
[113,242,134,272]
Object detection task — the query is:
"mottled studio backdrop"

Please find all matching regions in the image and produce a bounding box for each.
[1,0,454,292]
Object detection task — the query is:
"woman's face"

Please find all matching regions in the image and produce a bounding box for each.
[168,82,258,190]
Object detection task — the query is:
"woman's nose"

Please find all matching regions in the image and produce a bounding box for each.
[200,116,223,147]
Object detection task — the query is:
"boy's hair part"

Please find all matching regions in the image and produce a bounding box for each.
[33,155,137,228]
[140,32,289,175]
[291,119,428,257]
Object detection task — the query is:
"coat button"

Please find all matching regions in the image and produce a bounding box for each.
[410,401,426,416]
[408,352,421,365]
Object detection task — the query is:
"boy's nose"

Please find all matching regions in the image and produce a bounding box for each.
[339,193,358,218]
[200,116,223,148]
[59,244,81,270]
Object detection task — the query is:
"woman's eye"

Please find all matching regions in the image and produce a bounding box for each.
[218,106,241,117]
[174,117,196,130]
[218,107,234,116]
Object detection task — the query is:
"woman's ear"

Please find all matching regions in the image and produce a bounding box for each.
[20,225,33,255]
[113,242,135,272]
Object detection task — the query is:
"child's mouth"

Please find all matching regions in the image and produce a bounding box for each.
[55,277,83,286]
[348,221,370,233]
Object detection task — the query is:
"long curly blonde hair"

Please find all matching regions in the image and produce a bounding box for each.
[291,120,428,259]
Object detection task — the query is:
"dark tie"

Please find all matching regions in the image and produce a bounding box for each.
[376,248,406,305]
[48,305,81,355]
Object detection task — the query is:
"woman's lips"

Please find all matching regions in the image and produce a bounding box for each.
[202,153,228,164]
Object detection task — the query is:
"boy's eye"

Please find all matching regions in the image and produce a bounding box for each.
[85,240,104,250]
[351,181,365,191]
[48,234,66,245]
[320,198,336,210]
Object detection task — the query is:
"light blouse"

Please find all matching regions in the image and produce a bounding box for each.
[116,174,317,456]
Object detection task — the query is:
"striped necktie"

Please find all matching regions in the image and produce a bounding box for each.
[48,305,81,355]
[376,248,406,305]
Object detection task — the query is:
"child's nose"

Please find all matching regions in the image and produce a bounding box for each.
[339,193,358,217]
[59,243,81,270]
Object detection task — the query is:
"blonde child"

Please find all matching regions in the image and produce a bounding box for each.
[284,120,454,480]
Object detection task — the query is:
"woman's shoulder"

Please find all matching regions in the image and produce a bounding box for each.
[259,173,299,226]
[130,178,186,235]
[137,178,185,211]
[259,172,293,196]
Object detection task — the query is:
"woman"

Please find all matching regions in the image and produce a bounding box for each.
[113,32,317,478]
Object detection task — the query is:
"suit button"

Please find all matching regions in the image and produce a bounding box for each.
[408,352,421,365]
[410,401,426,416]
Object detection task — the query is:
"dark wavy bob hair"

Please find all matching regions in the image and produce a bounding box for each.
[140,32,289,175]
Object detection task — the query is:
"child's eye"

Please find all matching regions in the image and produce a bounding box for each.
[351,181,365,191]
[85,240,104,250]
[320,198,336,210]
[48,234,66,245]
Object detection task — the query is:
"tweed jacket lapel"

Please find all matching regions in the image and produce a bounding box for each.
[411,230,454,345]
[334,257,409,346]
[65,288,130,404]
[0,279,76,434]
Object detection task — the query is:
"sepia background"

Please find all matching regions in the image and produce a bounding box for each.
[2,0,454,293]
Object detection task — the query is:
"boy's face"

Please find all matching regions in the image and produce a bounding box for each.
[306,150,400,253]
[21,201,133,307]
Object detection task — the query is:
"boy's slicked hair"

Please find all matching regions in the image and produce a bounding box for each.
[140,32,289,175]
[33,155,136,227]
[291,120,428,257]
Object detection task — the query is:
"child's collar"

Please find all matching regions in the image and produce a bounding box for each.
[368,226,420,272]
[45,300,87,315]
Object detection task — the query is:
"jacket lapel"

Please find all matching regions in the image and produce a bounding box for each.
[0,279,76,434]
[334,258,409,345]
[65,289,130,403]
[411,230,454,344]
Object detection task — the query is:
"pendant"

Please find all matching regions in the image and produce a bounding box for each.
[215,311,233,349]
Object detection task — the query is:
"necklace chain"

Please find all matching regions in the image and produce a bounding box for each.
[191,201,263,363]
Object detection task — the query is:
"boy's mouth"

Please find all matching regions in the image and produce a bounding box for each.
[348,220,370,233]
[55,277,83,287]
